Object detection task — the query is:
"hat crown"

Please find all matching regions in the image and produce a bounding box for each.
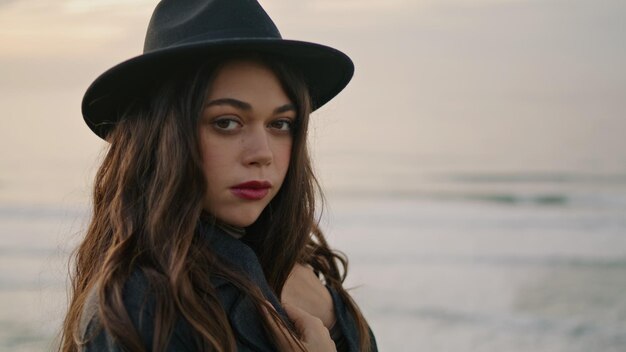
[144,0,282,53]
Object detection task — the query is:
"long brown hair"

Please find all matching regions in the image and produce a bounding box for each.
[60,53,372,352]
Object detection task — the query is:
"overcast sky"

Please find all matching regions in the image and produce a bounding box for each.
[1,0,625,203]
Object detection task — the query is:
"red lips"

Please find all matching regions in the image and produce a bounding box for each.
[230,180,272,200]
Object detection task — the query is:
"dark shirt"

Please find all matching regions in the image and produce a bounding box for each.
[79,223,377,351]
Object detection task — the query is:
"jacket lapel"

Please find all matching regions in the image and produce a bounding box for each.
[202,221,290,350]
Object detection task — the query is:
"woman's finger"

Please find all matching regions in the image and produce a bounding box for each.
[282,264,335,329]
[262,303,302,351]
[263,301,337,352]
[283,303,337,352]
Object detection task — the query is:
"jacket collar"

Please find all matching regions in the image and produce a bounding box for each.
[199,220,291,349]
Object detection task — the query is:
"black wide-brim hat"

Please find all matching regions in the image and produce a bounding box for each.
[82,0,354,139]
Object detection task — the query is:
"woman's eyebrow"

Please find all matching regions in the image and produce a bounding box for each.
[206,99,295,115]
[274,103,296,114]
[205,98,251,110]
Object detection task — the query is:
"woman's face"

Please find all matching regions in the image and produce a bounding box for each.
[199,59,295,228]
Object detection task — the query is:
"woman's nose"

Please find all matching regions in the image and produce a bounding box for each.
[242,126,273,167]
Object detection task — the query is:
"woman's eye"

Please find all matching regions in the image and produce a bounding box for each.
[212,118,240,131]
[270,119,292,132]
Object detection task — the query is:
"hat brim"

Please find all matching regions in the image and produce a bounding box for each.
[81,38,354,139]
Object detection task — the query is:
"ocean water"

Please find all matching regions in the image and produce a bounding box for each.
[1,148,625,351]
[330,197,626,351]
[317,150,626,351]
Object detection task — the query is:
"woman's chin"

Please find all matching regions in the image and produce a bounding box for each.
[214,211,261,229]
[227,218,256,228]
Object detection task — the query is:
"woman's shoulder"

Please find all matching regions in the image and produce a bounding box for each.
[80,268,246,325]
[79,266,273,351]
[77,225,283,351]
[79,270,199,351]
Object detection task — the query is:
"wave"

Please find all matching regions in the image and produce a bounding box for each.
[353,254,626,269]
[374,305,626,339]
[328,189,626,207]
[439,172,626,185]
[0,204,87,220]
[0,246,61,257]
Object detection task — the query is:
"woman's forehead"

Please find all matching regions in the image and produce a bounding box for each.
[206,59,292,105]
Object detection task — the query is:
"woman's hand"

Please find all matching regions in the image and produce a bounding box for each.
[281,263,336,329]
[269,303,337,352]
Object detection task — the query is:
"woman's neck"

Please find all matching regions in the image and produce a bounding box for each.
[216,221,246,239]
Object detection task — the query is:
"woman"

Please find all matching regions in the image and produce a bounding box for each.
[60,1,376,351]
